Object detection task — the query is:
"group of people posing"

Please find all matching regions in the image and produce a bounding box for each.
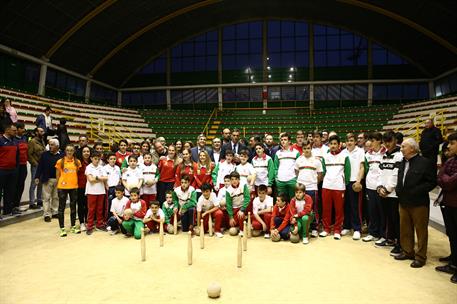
[0,121,456,284]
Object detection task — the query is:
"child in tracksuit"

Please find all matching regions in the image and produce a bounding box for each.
[141,153,159,204]
[363,132,386,243]
[251,185,273,238]
[376,131,403,255]
[236,149,256,192]
[85,152,108,235]
[320,135,351,240]
[225,171,250,235]
[106,185,128,235]
[122,187,148,239]
[172,174,197,232]
[274,132,300,200]
[294,141,323,237]
[197,183,224,238]
[289,183,314,244]
[162,191,175,231]
[270,193,291,241]
[143,201,166,233]
[251,143,274,194]
[212,150,236,192]
[103,152,121,221]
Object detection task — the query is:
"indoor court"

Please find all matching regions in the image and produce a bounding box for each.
[1,1,457,304]
[1,210,456,304]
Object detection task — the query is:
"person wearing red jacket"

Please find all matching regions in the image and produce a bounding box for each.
[157,145,179,205]
[289,183,314,244]
[76,146,91,231]
[270,193,291,241]
[193,150,214,192]
[121,187,148,239]
[14,122,28,213]
[175,149,194,187]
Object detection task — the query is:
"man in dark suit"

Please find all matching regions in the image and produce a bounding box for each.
[191,134,213,162]
[419,119,443,170]
[394,138,437,268]
[220,128,247,162]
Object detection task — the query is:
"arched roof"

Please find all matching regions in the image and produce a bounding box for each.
[1,0,456,87]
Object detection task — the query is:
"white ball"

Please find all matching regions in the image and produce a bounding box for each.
[207,282,221,298]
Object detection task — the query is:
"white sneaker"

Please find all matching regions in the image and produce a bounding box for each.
[215,232,223,238]
[352,231,361,240]
[80,223,87,232]
[264,233,270,239]
[311,230,318,238]
[106,226,112,231]
[319,231,328,237]
[375,237,387,246]
[341,229,350,236]
[362,234,374,242]
[334,233,341,240]
[109,230,118,235]
[302,237,309,244]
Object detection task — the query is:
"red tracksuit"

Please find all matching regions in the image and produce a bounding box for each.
[192,163,214,190]
[270,203,291,232]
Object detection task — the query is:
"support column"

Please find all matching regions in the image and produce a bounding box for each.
[38,58,49,96]
[367,39,373,80]
[85,79,92,102]
[218,27,223,84]
[309,84,314,111]
[428,80,435,98]
[166,89,171,110]
[218,87,223,111]
[368,83,373,106]
[117,91,122,106]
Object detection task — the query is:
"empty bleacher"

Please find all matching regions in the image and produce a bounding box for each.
[141,109,211,143]
[219,105,399,138]
[0,88,155,143]
[382,96,457,137]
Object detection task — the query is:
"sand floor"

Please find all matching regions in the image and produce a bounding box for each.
[1,212,456,304]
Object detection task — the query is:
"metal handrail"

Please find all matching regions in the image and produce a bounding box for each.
[202,107,218,137]
[395,109,447,141]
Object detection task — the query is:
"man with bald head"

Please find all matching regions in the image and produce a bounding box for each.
[221,128,231,145]
[419,119,443,170]
[394,138,437,268]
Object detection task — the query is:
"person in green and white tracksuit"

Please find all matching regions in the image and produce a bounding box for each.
[274,132,300,200]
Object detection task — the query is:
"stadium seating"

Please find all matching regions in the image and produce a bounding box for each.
[218,105,400,139]
[0,88,155,143]
[382,96,457,137]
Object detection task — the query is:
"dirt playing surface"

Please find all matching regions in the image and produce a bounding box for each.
[1,212,456,304]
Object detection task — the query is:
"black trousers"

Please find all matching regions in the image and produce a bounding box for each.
[0,168,18,214]
[157,181,174,207]
[77,188,87,224]
[14,164,27,208]
[442,205,457,267]
[381,197,400,241]
[58,189,78,228]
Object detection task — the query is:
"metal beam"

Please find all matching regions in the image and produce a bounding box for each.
[89,0,221,76]
[45,0,117,58]
[338,0,457,55]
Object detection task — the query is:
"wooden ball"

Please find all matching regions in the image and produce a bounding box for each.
[289,233,300,243]
[271,234,281,242]
[194,227,200,236]
[167,225,174,234]
[207,282,221,298]
[252,229,262,237]
[229,227,239,236]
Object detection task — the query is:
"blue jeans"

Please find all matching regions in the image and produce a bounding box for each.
[107,215,121,231]
[274,216,290,240]
[29,165,42,205]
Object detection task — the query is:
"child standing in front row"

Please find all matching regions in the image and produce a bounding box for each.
[212,150,236,192]
[106,185,128,235]
[197,183,224,238]
[289,183,314,244]
[122,155,143,197]
[85,152,108,235]
[141,153,159,203]
[225,171,250,235]
[122,187,147,239]
[103,152,121,221]
[251,184,273,238]
[143,201,166,233]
